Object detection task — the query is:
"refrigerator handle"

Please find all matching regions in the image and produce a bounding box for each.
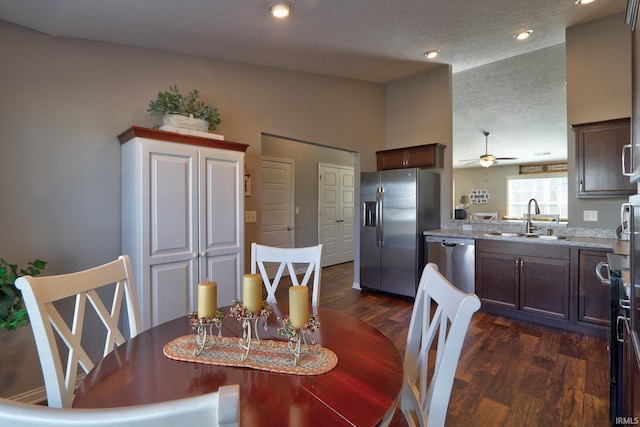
[377,187,384,247]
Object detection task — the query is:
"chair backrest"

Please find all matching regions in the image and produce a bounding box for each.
[0,384,239,427]
[250,243,323,307]
[15,255,141,408]
[400,263,480,427]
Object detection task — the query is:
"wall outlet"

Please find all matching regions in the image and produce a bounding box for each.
[583,210,598,221]
[245,211,257,223]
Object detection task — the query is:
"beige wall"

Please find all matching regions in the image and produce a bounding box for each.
[261,134,355,248]
[0,20,453,397]
[454,165,518,218]
[386,66,453,220]
[566,12,632,229]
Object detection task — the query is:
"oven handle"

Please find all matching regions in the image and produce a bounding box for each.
[595,261,610,285]
[617,312,631,343]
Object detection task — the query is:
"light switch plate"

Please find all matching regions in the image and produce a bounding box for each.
[583,210,598,221]
[245,211,257,223]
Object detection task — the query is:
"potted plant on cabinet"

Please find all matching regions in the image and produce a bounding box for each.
[0,258,46,331]
[147,85,222,133]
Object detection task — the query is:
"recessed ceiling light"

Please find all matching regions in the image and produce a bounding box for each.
[270,3,292,18]
[424,50,439,59]
[575,0,595,4]
[514,30,533,41]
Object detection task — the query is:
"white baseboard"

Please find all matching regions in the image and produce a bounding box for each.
[9,386,48,405]
[9,373,86,405]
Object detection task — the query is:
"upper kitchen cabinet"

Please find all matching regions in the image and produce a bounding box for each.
[376,143,445,171]
[573,118,634,198]
[119,126,248,331]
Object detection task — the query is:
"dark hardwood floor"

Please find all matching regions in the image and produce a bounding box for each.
[313,261,609,427]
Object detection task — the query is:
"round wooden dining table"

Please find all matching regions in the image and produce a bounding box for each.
[73,304,403,426]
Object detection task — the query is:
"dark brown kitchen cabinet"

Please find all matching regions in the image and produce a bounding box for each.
[577,249,611,326]
[376,143,445,171]
[573,117,634,198]
[476,240,570,321]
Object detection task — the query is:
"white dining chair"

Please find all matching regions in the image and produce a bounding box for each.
[250,243,323,307]
[0,384,240,427]
[387,262,480,427]
[15,255,141,408]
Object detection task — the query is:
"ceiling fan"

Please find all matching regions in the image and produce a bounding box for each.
[461,131,518,167]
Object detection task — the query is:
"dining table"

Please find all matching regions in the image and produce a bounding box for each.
[72,302,404,426]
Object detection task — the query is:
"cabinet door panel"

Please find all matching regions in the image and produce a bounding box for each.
[574,118,634,197]
[202,155,241,250]
[477,252,518,309]
[205,253,241,306]
[520,257,569,320]
[578,250,610,326]
[151,260,197,327]
[149,150,197,260]
[377,150,407,170]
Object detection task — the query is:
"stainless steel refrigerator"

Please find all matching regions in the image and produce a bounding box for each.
[360,168,440,298]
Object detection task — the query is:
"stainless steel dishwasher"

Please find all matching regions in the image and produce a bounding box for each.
[424,235,475,293]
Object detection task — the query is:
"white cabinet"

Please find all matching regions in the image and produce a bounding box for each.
[119,127,247,330]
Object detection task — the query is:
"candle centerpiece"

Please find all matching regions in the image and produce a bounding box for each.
[190,281,226,356]
[277,286,321,365]
[229,274,272,361]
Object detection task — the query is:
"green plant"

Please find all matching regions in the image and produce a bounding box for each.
[0,258,47,331]
[147,85,222,131]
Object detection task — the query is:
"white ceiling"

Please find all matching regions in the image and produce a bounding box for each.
[0,0,627,167]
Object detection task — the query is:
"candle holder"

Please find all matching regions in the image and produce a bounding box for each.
[277,314,320,366]
[188,310,226,356]
[229,301,273,361]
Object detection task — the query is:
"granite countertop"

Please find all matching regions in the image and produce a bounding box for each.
[424,225,621,250]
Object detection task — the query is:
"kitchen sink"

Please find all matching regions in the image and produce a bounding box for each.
[481,231,567,240]
[525,234,567,240]
[482,231,525,237]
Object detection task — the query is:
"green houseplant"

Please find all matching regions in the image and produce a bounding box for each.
[147,85,222,132]
[0,258,46,330]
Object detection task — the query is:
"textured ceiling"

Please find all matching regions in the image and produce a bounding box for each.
[0,0,627,167]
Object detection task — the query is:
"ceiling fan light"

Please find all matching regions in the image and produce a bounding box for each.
[479,155,495,168]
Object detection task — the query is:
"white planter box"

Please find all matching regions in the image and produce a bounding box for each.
[161,114,209,132]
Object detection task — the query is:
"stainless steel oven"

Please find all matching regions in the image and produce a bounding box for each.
[597,255,630,423]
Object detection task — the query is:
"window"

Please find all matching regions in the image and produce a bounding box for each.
[507,175,568,220]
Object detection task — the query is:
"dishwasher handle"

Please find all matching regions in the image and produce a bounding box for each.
[441,242,459,248]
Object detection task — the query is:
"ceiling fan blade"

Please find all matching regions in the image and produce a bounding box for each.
[464,160,479,165]
[495,156,518,160]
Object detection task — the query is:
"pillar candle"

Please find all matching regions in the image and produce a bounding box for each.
[289,286,309,329]
[243,274,263,314]
[197,282,217,319]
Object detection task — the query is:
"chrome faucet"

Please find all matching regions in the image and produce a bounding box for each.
[526,198,540,234]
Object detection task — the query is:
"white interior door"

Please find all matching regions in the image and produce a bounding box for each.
[260,158,294,249]
[319,163,354,267]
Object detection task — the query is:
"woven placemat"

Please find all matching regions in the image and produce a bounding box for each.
[163,335,338,376]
